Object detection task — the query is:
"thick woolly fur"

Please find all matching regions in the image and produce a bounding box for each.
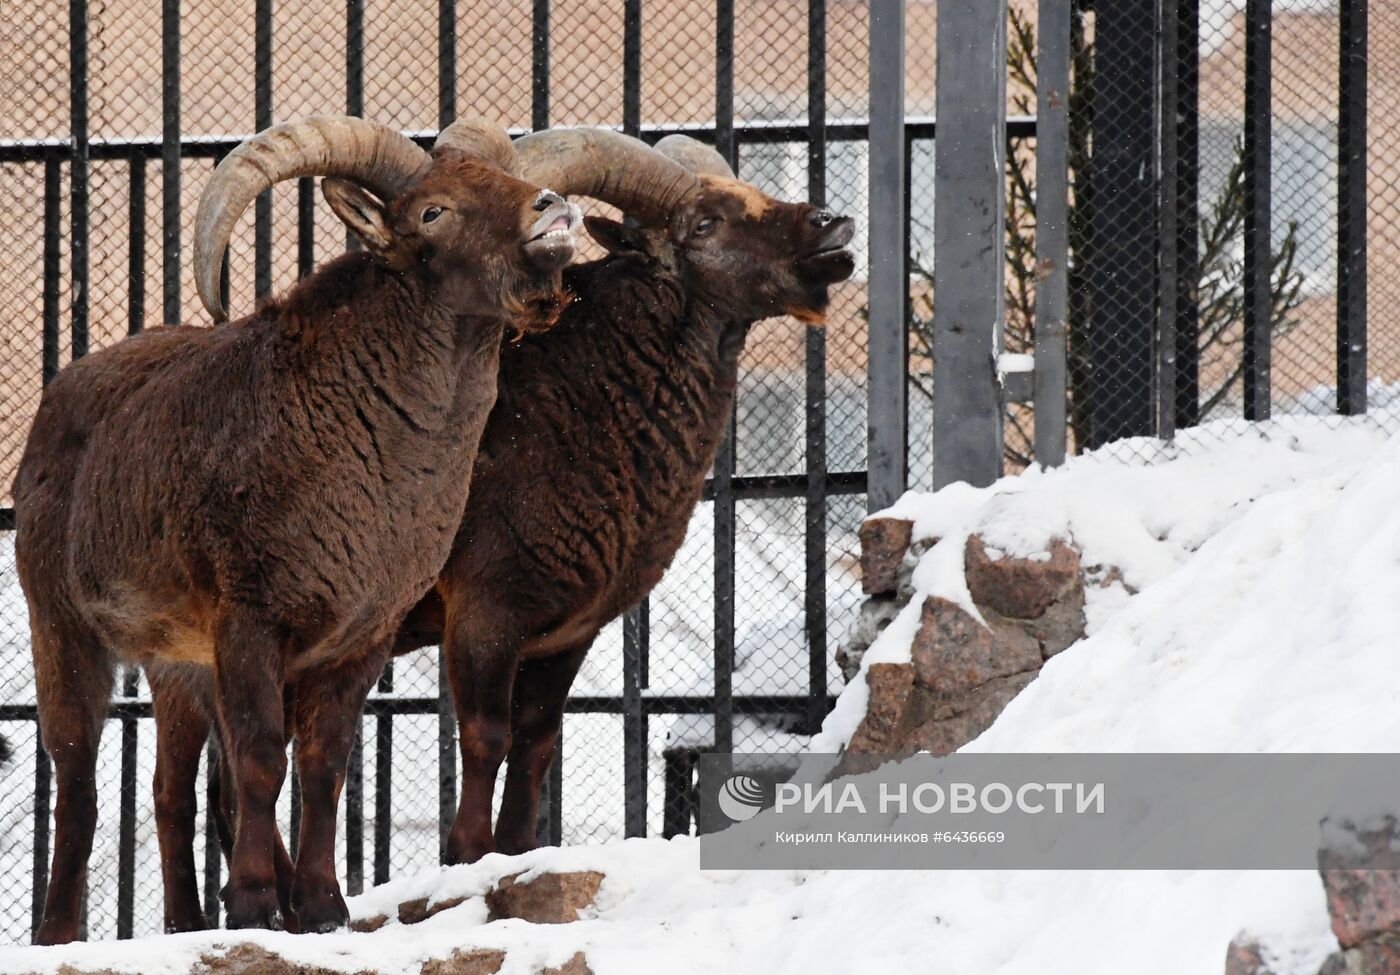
[14,153,570,943]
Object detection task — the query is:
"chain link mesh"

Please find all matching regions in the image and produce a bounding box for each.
[6,0,1394,945]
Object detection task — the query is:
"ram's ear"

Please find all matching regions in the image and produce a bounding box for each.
[584,216,650,257]
[323,179,396,258]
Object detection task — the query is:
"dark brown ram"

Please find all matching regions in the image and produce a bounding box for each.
[146,130,855,906]
[14,115,582,943]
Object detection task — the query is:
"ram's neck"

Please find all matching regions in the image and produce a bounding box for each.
[269,252,505,441]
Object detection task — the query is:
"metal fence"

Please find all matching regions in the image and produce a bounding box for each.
[0,0,1392,945]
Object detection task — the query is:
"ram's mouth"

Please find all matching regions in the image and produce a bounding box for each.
[523,199,584,271]
[796,216,857,283]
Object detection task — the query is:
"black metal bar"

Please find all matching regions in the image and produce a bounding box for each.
[345,728,364,896]
[32,731,52,941]
[1034,0,1070,465]
[662,749,696,838]
[438,0,455,127]
[534,725,563,847]
[622,606,646,837]
[203,742,220,925]
[866,0,906,508]
[347,0,364,118]
[532,0,549,130]
[1242,0,1272,421]
[0,117,1037,163]
[1174,0,1201,429]
[1337,0,1367,416]
[43,157,62,384]
[374,662,392,886]
[0,693,842,726]
[1157,0,1179,441]
[932,0,1007,486]
[254,0,273,300]
[70,0,89,359]
[289,765,301,862]
[162,0,181,324]
[712,0,736,757]
[1086,0,1158,447]
[297,177,315,278]
[804,0,828,732]
[623,0,642,136]
[437,648,455,864]
[0,508,15,531]
[129,158,146,335]
[116,668,139,939]
[26,188,57,936]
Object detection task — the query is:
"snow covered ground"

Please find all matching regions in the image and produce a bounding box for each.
[3,414,1397,973]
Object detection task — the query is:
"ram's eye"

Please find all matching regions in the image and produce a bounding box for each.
[421,205,444,224]
[693,217,718,238]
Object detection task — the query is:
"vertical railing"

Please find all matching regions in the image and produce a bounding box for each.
[1242,0,1272,421]
[621,0,647,840]
[1173,0,1202,429]
[932,0,1006,488]
[1087,0,1157,447]
[374,666,393,886]
[532,0,550,131]
[116,670,139,939]
[254,0,274,301]
[1033,0,1070,467]
[1157,0,1181,442]
[32,153,62,943]
[1337,0,1367,415]
[865,0,905,510]
[337,0,364,890]
[803,0,828,730]
[161,0,181,324]
[70,0,89,360]
[712,0,736,758]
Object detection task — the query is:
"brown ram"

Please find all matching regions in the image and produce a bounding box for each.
[146,130,855,907]
[14,115,582,942]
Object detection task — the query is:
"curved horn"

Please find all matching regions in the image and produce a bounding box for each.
[513,128,699,225]
[433,117,518,172]
[194,116,428,322]
[654,134,735,178]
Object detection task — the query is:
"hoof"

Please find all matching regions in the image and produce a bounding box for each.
[494,832,540,857]
[164,912,211,934]
[33,919,79,946]
[223,886,284,931]
[293,889,349,935]
[447,836,496,866]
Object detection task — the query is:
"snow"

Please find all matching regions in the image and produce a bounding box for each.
[4,414,1399,973]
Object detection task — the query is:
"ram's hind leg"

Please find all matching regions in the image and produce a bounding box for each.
[289,645,392,933]
[32,619,113,945]
[495,643,590,855]
[443,610,525,866]
[149,666,215,934]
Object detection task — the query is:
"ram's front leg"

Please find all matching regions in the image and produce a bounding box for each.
[289,644,392,933]
[443,607,524,865]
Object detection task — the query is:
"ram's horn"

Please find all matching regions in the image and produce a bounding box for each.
[513,128,699,226]
[194,116,428,322]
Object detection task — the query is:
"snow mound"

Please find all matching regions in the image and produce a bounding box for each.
[6,416,1397,974]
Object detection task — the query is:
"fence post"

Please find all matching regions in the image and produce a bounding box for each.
[161,0,180,323]
[1033,0,1070,467]
[932,0,1006,488]
[866,0,905,511]
[1337,0,1367,415]
[1242,0,1272,421]
[1086,0,1158,447]
[1173,0,1202,429]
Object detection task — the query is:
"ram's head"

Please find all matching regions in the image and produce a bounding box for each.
[193,116,582,328]
[507,128,856,325]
